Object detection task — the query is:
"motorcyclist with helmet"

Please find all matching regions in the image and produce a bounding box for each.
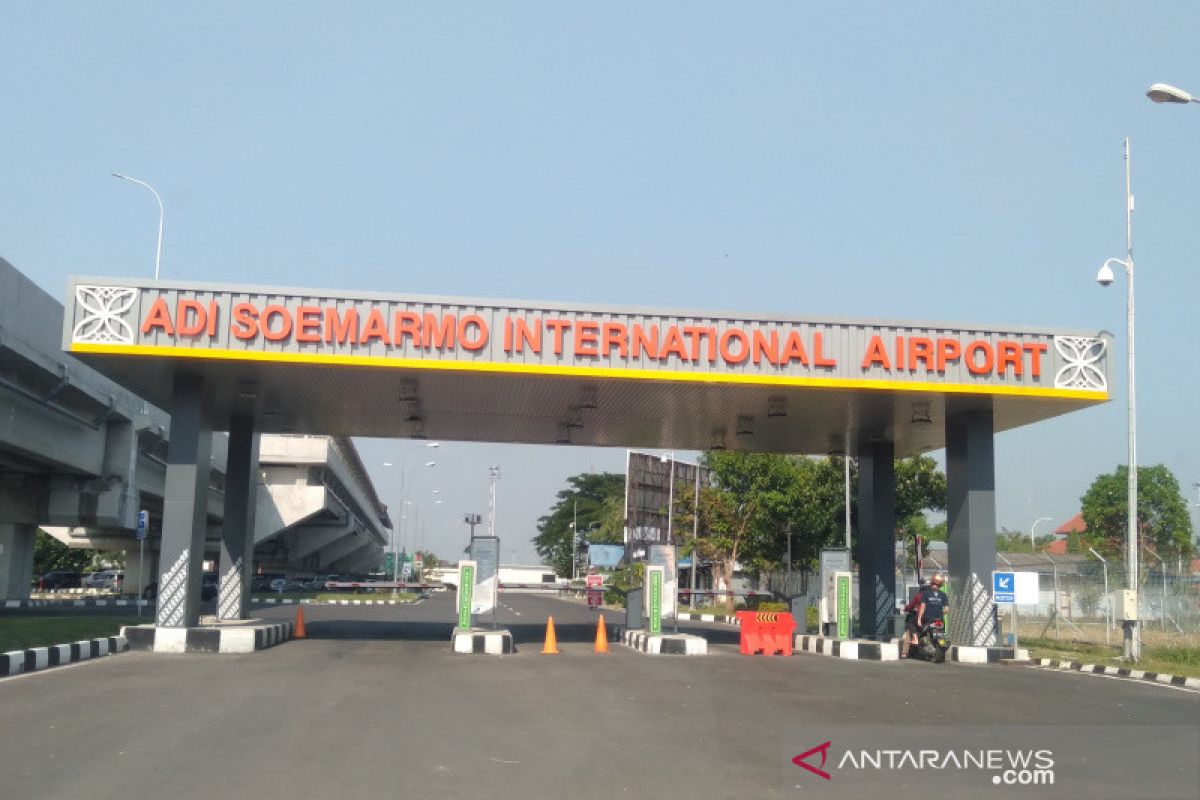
[900,578,930,658]
[909,573,949,657]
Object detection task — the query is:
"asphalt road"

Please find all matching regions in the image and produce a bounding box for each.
[1,593,1196,799]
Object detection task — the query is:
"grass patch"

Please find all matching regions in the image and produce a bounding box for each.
[0,616,140,652]
[1022,635,1200,680]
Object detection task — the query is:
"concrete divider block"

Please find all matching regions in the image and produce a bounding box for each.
[451,628,514,655]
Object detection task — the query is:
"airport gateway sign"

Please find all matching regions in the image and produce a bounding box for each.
[66,279,1109,399]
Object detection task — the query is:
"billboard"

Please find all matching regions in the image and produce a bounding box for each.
[624,451,710,548]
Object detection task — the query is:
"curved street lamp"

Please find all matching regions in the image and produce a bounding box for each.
[1146,83,1199,104]
[111,172,164,280]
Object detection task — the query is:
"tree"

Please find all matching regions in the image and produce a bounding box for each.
[533,472,625,576]
[994,528,1053,552]
[1079,464,1194,563]
[33,530,90,577]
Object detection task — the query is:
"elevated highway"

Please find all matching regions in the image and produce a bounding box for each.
[0,258,390,601]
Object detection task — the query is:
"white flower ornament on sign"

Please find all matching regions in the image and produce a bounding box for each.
[71,286,137,344]
[1053,336,1107,391]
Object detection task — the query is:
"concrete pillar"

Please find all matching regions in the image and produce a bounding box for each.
[121,547,158,600]
[857,439,896,640]
[217,416,259,621]
[0,524,36,601]
[945,400,998,647]
[156,374,212,628]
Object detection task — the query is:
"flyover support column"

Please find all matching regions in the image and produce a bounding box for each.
[857,439,896,640]
[945,400,998,647]
[156,374,212,628]
[217,415,259,621]
[0,524,36,601]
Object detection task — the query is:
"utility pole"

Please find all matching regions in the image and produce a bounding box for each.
[488,465,501,538]
[572,498,578,581]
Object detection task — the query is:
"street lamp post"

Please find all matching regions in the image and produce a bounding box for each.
[1095,137,1139,662]
[1030,516,1053,551]
[111,173,164,280]
[383,442,439,594]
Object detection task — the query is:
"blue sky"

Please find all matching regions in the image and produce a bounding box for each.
[2,3,1198,563]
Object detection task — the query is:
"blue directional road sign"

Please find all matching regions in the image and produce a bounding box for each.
[136,510,149,541]
[993,571,1015,603]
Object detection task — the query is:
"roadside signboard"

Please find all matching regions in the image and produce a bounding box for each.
[647,544,677,620]
[835,571,851,639]
[820,548,851,627]
[456,561,476,630]
[469,536,500,616]
[646,566,664,635]
[136,509,148,541]
[993,571,1015,603]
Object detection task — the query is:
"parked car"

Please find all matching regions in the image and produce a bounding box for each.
[250,574,274,593]
[84,570,124,591]
[142,573,218,601]
[38,570,82,589]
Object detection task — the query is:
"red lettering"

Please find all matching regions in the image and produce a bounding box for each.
[392,311,420,347]
[781,331,809,366]
[908,337,934,372]
[965,340,993,375]
[515,318,541,354]
[458,315,488,350]
[141,297,175,336]
[1024,342,1047,378]
[575,320,599,358]
[719,328,750,364]
[936,338,961,373]
[601,322,628,358]
[231,303,258,340]
[176,300,207,337]
[812,332,837,368]
[631,324,659,360]
[752,330,779,366]
[545,319,571,355]
[207,301,218,338]
[422,313,456,350]
[998,340,1022,376]
[681,326,706,364]
[295,306,321,344]
[659,326,688,361]
[359,309,388,344]
[261,306,292,342]
[325,308,359,344]
[861,335,891,370]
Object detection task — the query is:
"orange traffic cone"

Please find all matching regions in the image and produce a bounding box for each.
[294,605,307,639]
[542,616,559,654]
[594,614,609,654]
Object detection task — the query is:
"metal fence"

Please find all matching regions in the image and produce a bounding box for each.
[994,564,1200,647]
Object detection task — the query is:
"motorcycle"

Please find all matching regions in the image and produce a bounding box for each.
[912,619,949,663]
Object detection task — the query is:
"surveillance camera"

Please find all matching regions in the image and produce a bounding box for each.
[1096,263,1115,287]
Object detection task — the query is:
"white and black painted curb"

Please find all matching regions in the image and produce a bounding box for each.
[676,611,741,626]
[949,645,1029,663]
[1,636,127,677]
[794,634,900,661]
[121,622,293,654]
[5,599,150,609]
[1030,658,1200,691]
[251,597,419,606]
[451,628,514,655]
[619,628,708,655]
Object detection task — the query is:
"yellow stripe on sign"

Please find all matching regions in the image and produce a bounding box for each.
[68,342,1109,401]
